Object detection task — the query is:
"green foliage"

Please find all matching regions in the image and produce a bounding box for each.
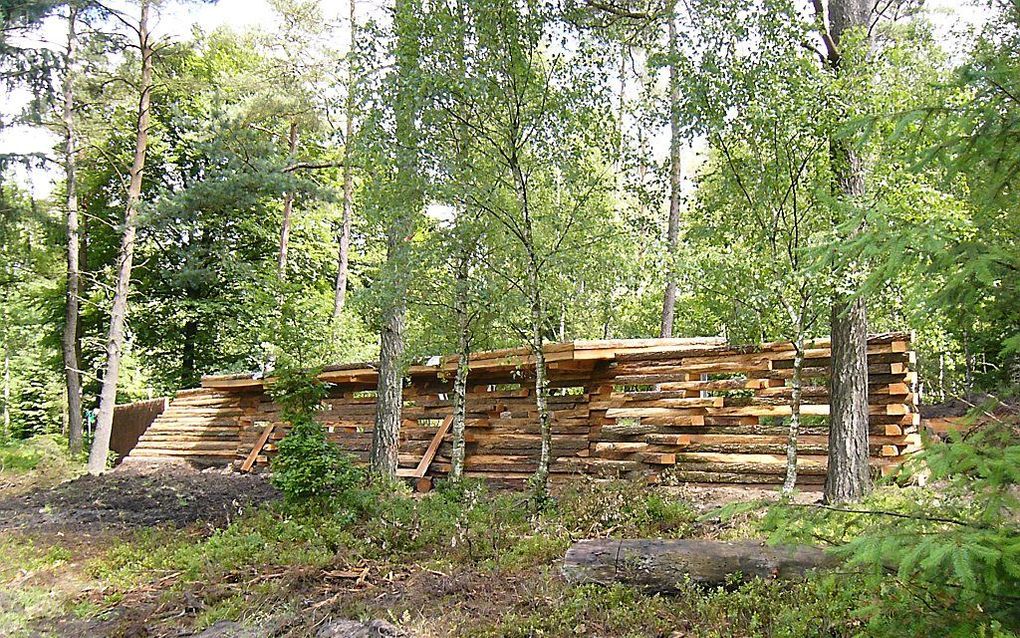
[555,479,697,538]
[744,418,1020,637]
[268,370,363,503]
[0,433,77,472]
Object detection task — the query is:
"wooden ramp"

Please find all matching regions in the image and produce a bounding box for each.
[121,389,244,467]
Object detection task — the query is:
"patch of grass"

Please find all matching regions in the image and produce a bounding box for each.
[0,536,72,582]
[0,434,78,472]
[471,576,863,638]
[0,585,68,638]
[0,434,84,495]
[555,480,698,538]
[194,592,248,629]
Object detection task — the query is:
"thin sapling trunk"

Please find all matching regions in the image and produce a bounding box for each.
[278,120,299,278]
[62,5,84,454]
[660,4,682,338]
[783,329,805,493]
[333,0,356,320]
[449,253,471,481]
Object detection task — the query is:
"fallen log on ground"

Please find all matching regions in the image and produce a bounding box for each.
[562,539,837,591]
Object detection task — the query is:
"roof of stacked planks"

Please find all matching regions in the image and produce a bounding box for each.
[199,336,734,390]
[200,332,914,391]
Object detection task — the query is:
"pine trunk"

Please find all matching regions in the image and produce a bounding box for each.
[2,350,10,440]
[822,0,872,504]
[370,0,419,479]
[659,7,682,339]
[825,293,871,501]
[62,6,83,454]
[278,121,299,279]
[88,0,153,474]
[181,318,198,388]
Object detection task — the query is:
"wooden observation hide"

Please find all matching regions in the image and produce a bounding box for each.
[123,333,920,488]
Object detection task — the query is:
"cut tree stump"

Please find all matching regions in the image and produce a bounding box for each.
[562,539,837,591]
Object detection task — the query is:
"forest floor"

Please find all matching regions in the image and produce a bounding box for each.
[1,440,852,638]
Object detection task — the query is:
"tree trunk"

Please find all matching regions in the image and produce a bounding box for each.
[825,293,871,502]
[277,120,299,279]
[562,539,837,591]
[2,350,10,440]
[782,330,805,493]
[333,0,357,321]
[529,259,552,497]
[88,0,153,475]
[822,0,872,504]
[371,0,419,479]
[371,291,405,477]
[449,256,470,482]
[659,6,682,339]
[62,6,83,454]
[181,318,198,388]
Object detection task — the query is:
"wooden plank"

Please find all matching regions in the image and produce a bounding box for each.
[409,415,453,478]
[640,452,677,465]
[241,422,276,472]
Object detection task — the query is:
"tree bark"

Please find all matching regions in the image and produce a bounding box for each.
[333,0,357,321]
[88,0,153,475]
[529,263,552,496]
[449,255,470,482]
[659,6,682,339]
[825,292,871,501]
[2,350,10,440]
[822,0,872,504]
[783,330,805,493]
[562,539,838,591]
[277,120,299,279]
[371,291,405,477]
[181,318,198,388]
[61,5,83,454]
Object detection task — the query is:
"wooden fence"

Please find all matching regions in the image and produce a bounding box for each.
[111,397,168,461]
[130,332,918,488]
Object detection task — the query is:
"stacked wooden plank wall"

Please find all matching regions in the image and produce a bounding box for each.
[110,397,168,461]
[228,333,917,489]
[581,333,918,486]
[125,389,260,466]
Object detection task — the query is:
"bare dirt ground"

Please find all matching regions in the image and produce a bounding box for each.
[0,461,279,532]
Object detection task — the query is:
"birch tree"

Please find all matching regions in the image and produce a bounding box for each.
[429,0,616,497]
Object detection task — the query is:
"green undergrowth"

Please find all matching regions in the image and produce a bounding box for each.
[96,479,698,589]
[0,536,79,638]
[12,465,1018,637]
[0,434,84,489]
[711,421,1020,638]
[474,578,862,638]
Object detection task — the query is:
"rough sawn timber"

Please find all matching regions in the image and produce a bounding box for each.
[562,539,838,590]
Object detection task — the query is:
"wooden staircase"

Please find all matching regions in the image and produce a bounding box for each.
[122,389,243,467]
